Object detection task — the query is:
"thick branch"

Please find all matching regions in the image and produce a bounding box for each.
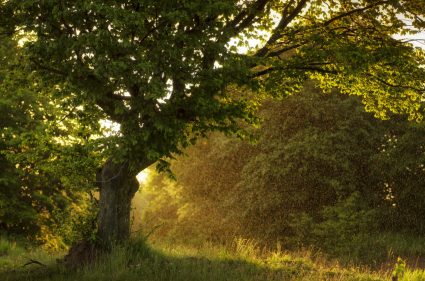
[251,64,336,78]
[224,0,271,37]
[267,43,303,57]
[256,0,390,58]
[74,74,129,123]
[95,94,126,123]
[110,94,132,101]
[256,0,309,57]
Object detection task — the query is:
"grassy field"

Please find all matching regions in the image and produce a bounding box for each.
[1,237,424,281]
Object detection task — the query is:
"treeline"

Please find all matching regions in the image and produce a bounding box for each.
[140,83,425,262]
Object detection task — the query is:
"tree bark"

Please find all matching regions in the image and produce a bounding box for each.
[97,158,151,245]
[64,157,153,268]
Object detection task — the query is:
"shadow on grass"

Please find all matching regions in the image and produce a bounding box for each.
[0,240,382,281]
[0,245,309,281]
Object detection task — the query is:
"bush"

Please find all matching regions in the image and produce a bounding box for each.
[286,193,390,264]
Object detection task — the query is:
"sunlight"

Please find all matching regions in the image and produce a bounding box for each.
[99,119,121,136]
[136,169,149,184]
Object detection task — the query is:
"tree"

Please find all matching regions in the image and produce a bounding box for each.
[1,0,425,245]
[141,86,386,243]
[231,86,386,241]
[141,87,425,259]
[0,30,101,247]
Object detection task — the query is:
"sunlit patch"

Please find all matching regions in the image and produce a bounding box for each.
[136,170,149,184]
[99,119,121,136]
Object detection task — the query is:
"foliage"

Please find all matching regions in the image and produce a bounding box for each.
[1,0,425,248]
[305,193,380,260]
[2,0,424,173]
[231,85,388,242]
[138,135,251,245]
[392,257,406,280]
[136,171,182,241]
[140,86,380,240]
[371,120,425,232]
[0,31,102,247]
[139,85,425,263]
[0,238,24,258]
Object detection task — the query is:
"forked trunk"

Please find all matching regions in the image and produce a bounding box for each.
[97,159,139,244]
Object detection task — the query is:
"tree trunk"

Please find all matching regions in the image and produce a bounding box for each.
[97,158,148,245]
[64,157,153,268]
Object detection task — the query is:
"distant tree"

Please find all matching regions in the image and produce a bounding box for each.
[149,85,385,243]
[231,86,385,240]
[1,0,425,245]
[144,86,425,247]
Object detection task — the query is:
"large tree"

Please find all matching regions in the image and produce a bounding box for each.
[1,0,425,244]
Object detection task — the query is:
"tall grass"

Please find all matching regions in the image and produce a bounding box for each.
[0,236,393,281]
[0,238,24,271]
[328,232,425,268]
[400,269,425,281]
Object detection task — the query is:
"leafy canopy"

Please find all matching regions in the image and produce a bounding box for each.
[2,0,425,170]
[0,29,101,245]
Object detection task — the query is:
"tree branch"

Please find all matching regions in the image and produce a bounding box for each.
[322,0,389,27]
[367,73,425,93]
[22,258,46,267]
[109,94,132,101]
[138,21,166,45]
[30,59,67,76]
[256,0,309,57]
[267,43,303,57]
[224,0,271,37]
[256,0,390,58]
[251,64,336,78]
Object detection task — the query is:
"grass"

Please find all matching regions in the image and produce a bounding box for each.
[0,237,61,275]
[0,236,393,281]
[2,235,425,281]
[324,232,425,269]
[379,233,425,260]
[400,269,425,281]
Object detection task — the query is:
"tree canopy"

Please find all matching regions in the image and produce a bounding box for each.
[2,0,425,170]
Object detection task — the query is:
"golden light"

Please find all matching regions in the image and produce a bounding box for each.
[136,170,149,184]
